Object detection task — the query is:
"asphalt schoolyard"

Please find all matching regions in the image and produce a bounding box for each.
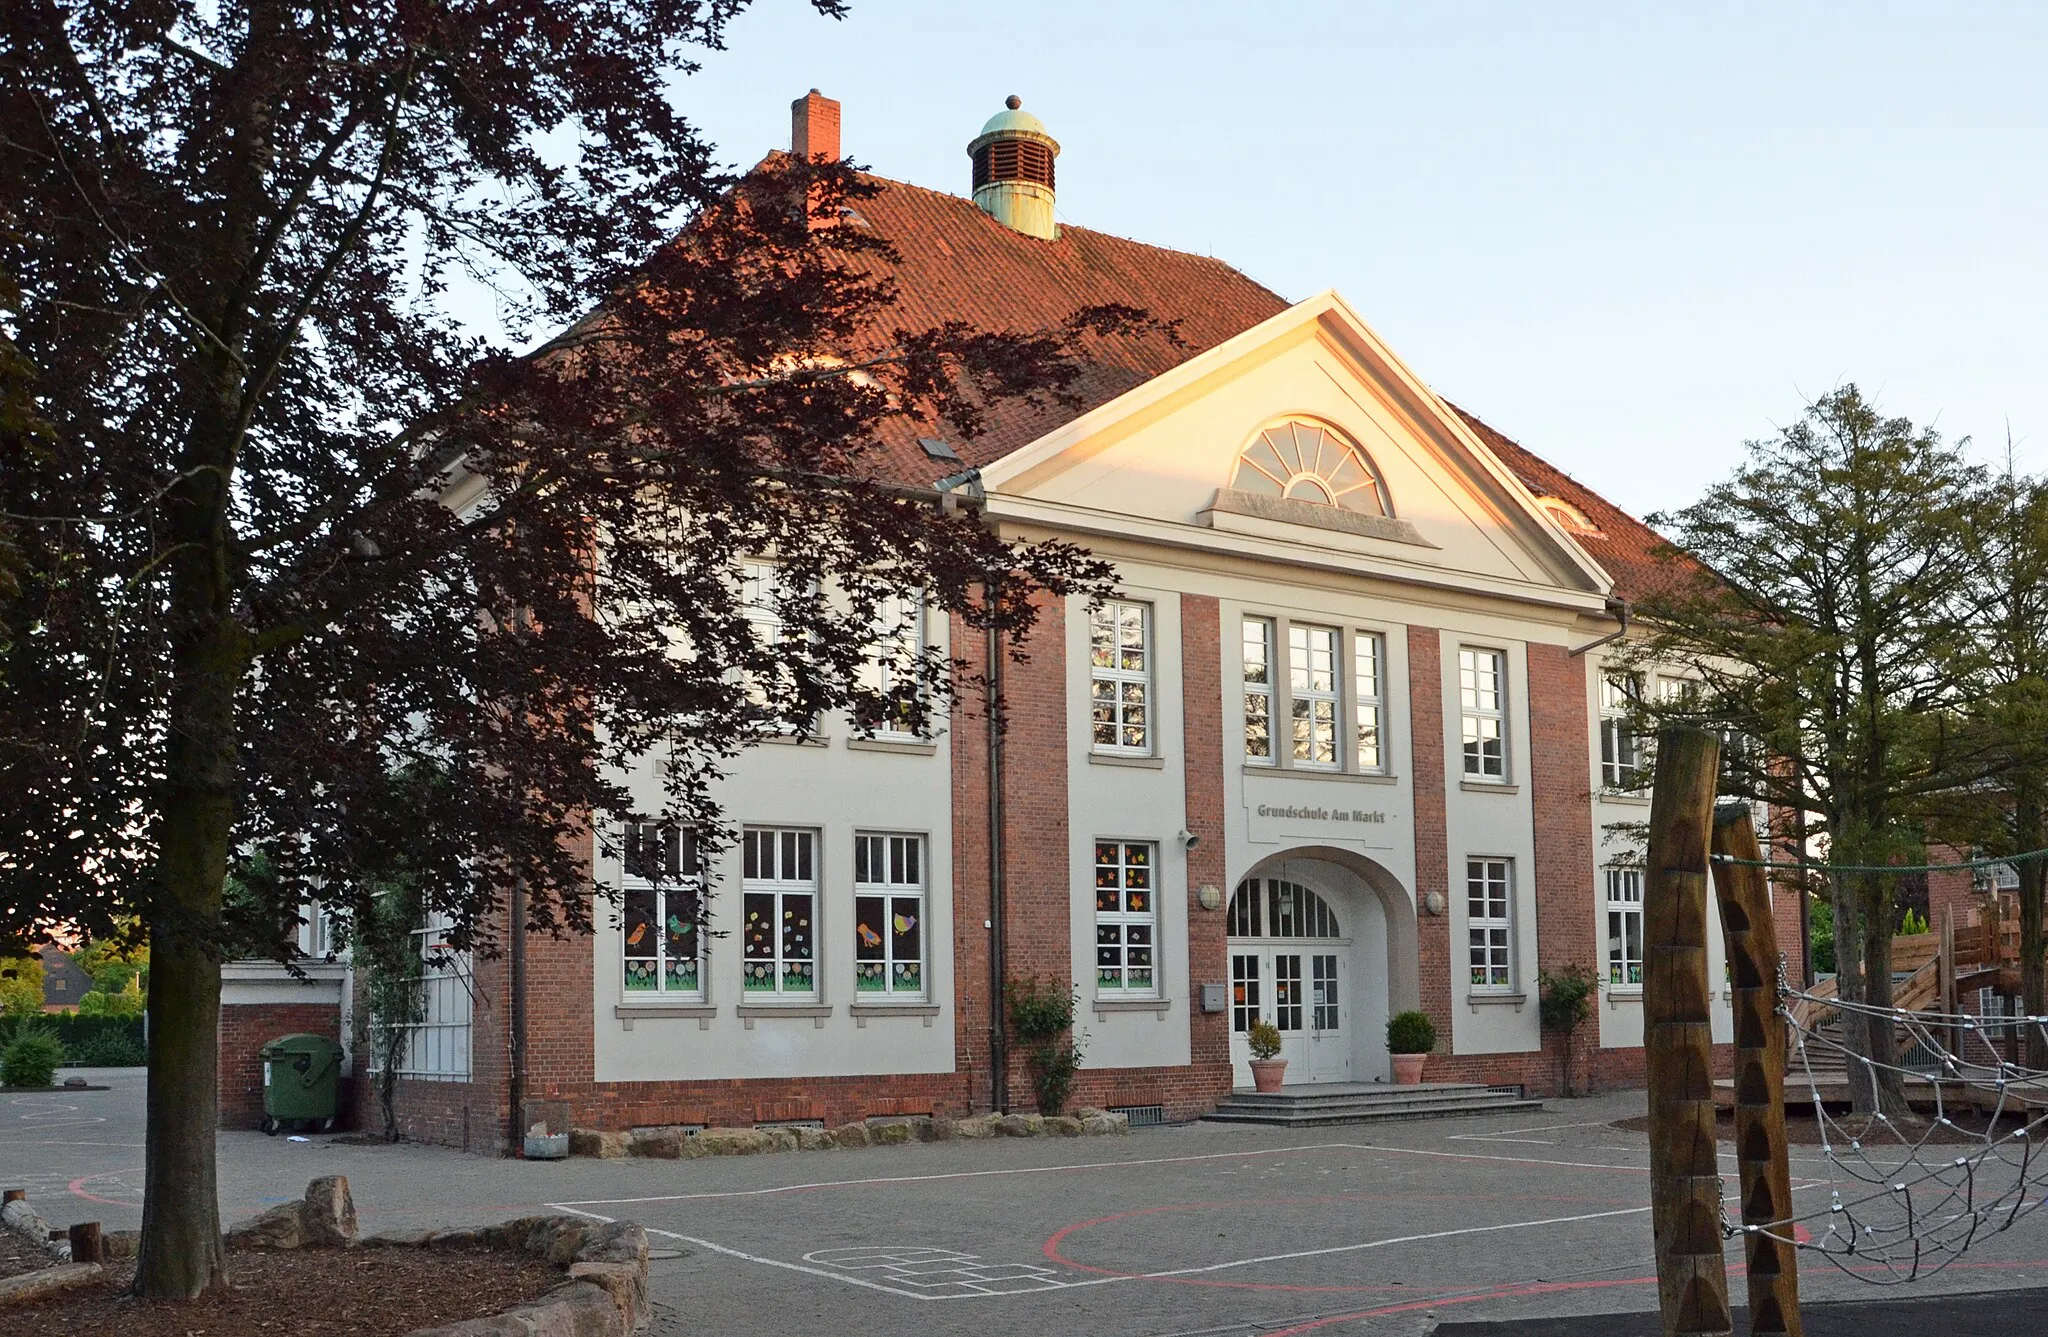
[8,1069,2048,1335]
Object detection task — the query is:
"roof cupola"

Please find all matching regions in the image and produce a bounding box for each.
[968,95,1060,241]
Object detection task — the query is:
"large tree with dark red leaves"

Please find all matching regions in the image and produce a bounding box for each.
[1,2,1139,1298]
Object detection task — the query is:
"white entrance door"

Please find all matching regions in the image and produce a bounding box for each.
[1228,878,1352,1086]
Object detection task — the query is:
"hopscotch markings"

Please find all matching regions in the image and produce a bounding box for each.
[549,1199,1679,1303]
[801,1246,1071,1296]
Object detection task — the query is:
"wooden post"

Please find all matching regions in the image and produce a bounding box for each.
[1710,803,1803,1337]
[68,1220,103,1264]
[1644,727,1732,1337]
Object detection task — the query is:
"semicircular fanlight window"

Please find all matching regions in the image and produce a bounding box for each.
[1232,421,1389,517]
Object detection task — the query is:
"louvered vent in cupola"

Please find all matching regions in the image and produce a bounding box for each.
[967,95,1061,242]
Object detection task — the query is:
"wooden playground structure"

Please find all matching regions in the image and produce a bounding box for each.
[1644,726,2043,1337]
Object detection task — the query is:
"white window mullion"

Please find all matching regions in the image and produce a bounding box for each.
[1459,648,1508,782]
[1288,624,1340,769]
[1093,841,1158,997]
[1354,631,1385,774]
[1243,616,1274,765]
[1605,867,1644,990]
[854,833,926,998]
[741,828,818,998]
[1090,600,1152,755]
[1466,857,1515,993]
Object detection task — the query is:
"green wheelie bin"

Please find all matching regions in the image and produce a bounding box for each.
[259,1033,343,1135]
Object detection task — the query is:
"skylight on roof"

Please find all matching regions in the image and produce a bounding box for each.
[919,437,961,462]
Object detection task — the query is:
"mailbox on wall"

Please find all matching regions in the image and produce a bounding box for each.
[1199,983,1227,1014]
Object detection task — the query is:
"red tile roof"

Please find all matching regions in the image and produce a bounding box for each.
[831,171,1288,483]
[1450,405,1698,605]
[826,170,1686,604]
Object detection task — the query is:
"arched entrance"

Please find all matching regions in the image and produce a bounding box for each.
[1227,850,1419,1087]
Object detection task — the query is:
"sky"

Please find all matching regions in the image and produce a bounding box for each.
[571,1,2048,518]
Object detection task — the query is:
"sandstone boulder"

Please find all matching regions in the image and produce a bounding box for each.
[630,1126,682,1159]
[569,1128,631,1159]
[953,1113,1002,1139]
[302,1175,358,1247]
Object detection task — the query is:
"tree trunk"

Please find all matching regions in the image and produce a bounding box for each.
[1858,874,1910,1117]
[135,618,243,1298]
[1828,870,1873,1113]
[2019,837,2046,1073]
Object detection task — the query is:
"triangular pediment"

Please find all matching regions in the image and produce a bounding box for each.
[977,292,1613,606]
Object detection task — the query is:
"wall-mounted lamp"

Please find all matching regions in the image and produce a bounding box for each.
[1196,883,1223,912]
[1177,829,1199,851]
[1424,890,1447,917]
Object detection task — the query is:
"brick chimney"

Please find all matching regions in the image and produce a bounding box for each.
[791,89,841,161]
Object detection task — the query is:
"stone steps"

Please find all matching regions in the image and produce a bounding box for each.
[1202,1081,1545,1128]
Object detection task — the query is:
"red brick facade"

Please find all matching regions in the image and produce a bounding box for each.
[1178,594,1234,1105]
[1408,627,1454,1042]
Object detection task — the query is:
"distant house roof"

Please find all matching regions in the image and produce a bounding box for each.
[738,166,1690,605]
[41,944,93,1009]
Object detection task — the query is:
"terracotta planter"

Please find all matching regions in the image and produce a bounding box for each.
[1249,1058,1288,1093]
[1391,1053,1428,1085]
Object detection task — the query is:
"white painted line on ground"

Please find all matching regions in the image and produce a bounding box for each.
[548,1141,1378,1207]
[1445,1120,1617,1144]
[547,1198,1667,1302]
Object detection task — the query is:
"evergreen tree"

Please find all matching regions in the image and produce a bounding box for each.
[1634,386,1985,1115]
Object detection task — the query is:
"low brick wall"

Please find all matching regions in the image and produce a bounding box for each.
[218,1001,344,1129]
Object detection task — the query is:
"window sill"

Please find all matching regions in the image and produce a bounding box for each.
[614,1002,716,1032]
[1466,991,1527,1011]
[847,737,938,756]
[754,733,830,748]
[738,1002,833,1029]
[1093,997,1171,1018]
[1605,988,1643,1009]
[1459,781,1520,795]
[851,1001,941,1028]
[1242,765,1398,785]
[1597,791,1652,806]
[1090,752,1165,770]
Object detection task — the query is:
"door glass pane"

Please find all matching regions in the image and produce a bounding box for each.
[1231,953,1261,1033]
[1313,953,1339,1030]
[1274,954,1303,1031]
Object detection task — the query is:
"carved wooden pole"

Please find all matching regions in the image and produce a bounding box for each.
[1644,727,1732,1337]
[1710,803,1803,1337]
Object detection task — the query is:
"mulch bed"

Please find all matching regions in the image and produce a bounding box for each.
[7,1246,562,1337]
[1612,1108,2013,1145]
[0,1225,48,1281]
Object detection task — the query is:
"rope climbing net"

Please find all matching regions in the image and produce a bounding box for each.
[1766,985,2048,1283]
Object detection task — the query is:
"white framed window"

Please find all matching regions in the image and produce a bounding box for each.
[740,828,818,998]
[853,832,926,998]
[1093,841,1158,996]
[392,911,472,1080]
[740,559,802,731]
[1600,672,1643,792]
[621,822,704,1000]
[1089,600,1152,754]
[1289,624,1341,769]
[858,591,925,738]
[1459,648,1508,782]
[1243,616,1274,764]
[1605,867,1644,990]
[1354,631,1385,773]
[1466,857,1515,992]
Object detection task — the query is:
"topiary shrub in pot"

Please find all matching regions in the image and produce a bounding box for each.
[1246,1020,1287,1092]
[1386,1009,1436,1085]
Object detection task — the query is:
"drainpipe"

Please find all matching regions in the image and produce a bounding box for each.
[986,603,1009,1115]
[508,876,527,1156]
[1568,599,1631,658]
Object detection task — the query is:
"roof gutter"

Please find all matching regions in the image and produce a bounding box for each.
[1569,598,1631,658]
